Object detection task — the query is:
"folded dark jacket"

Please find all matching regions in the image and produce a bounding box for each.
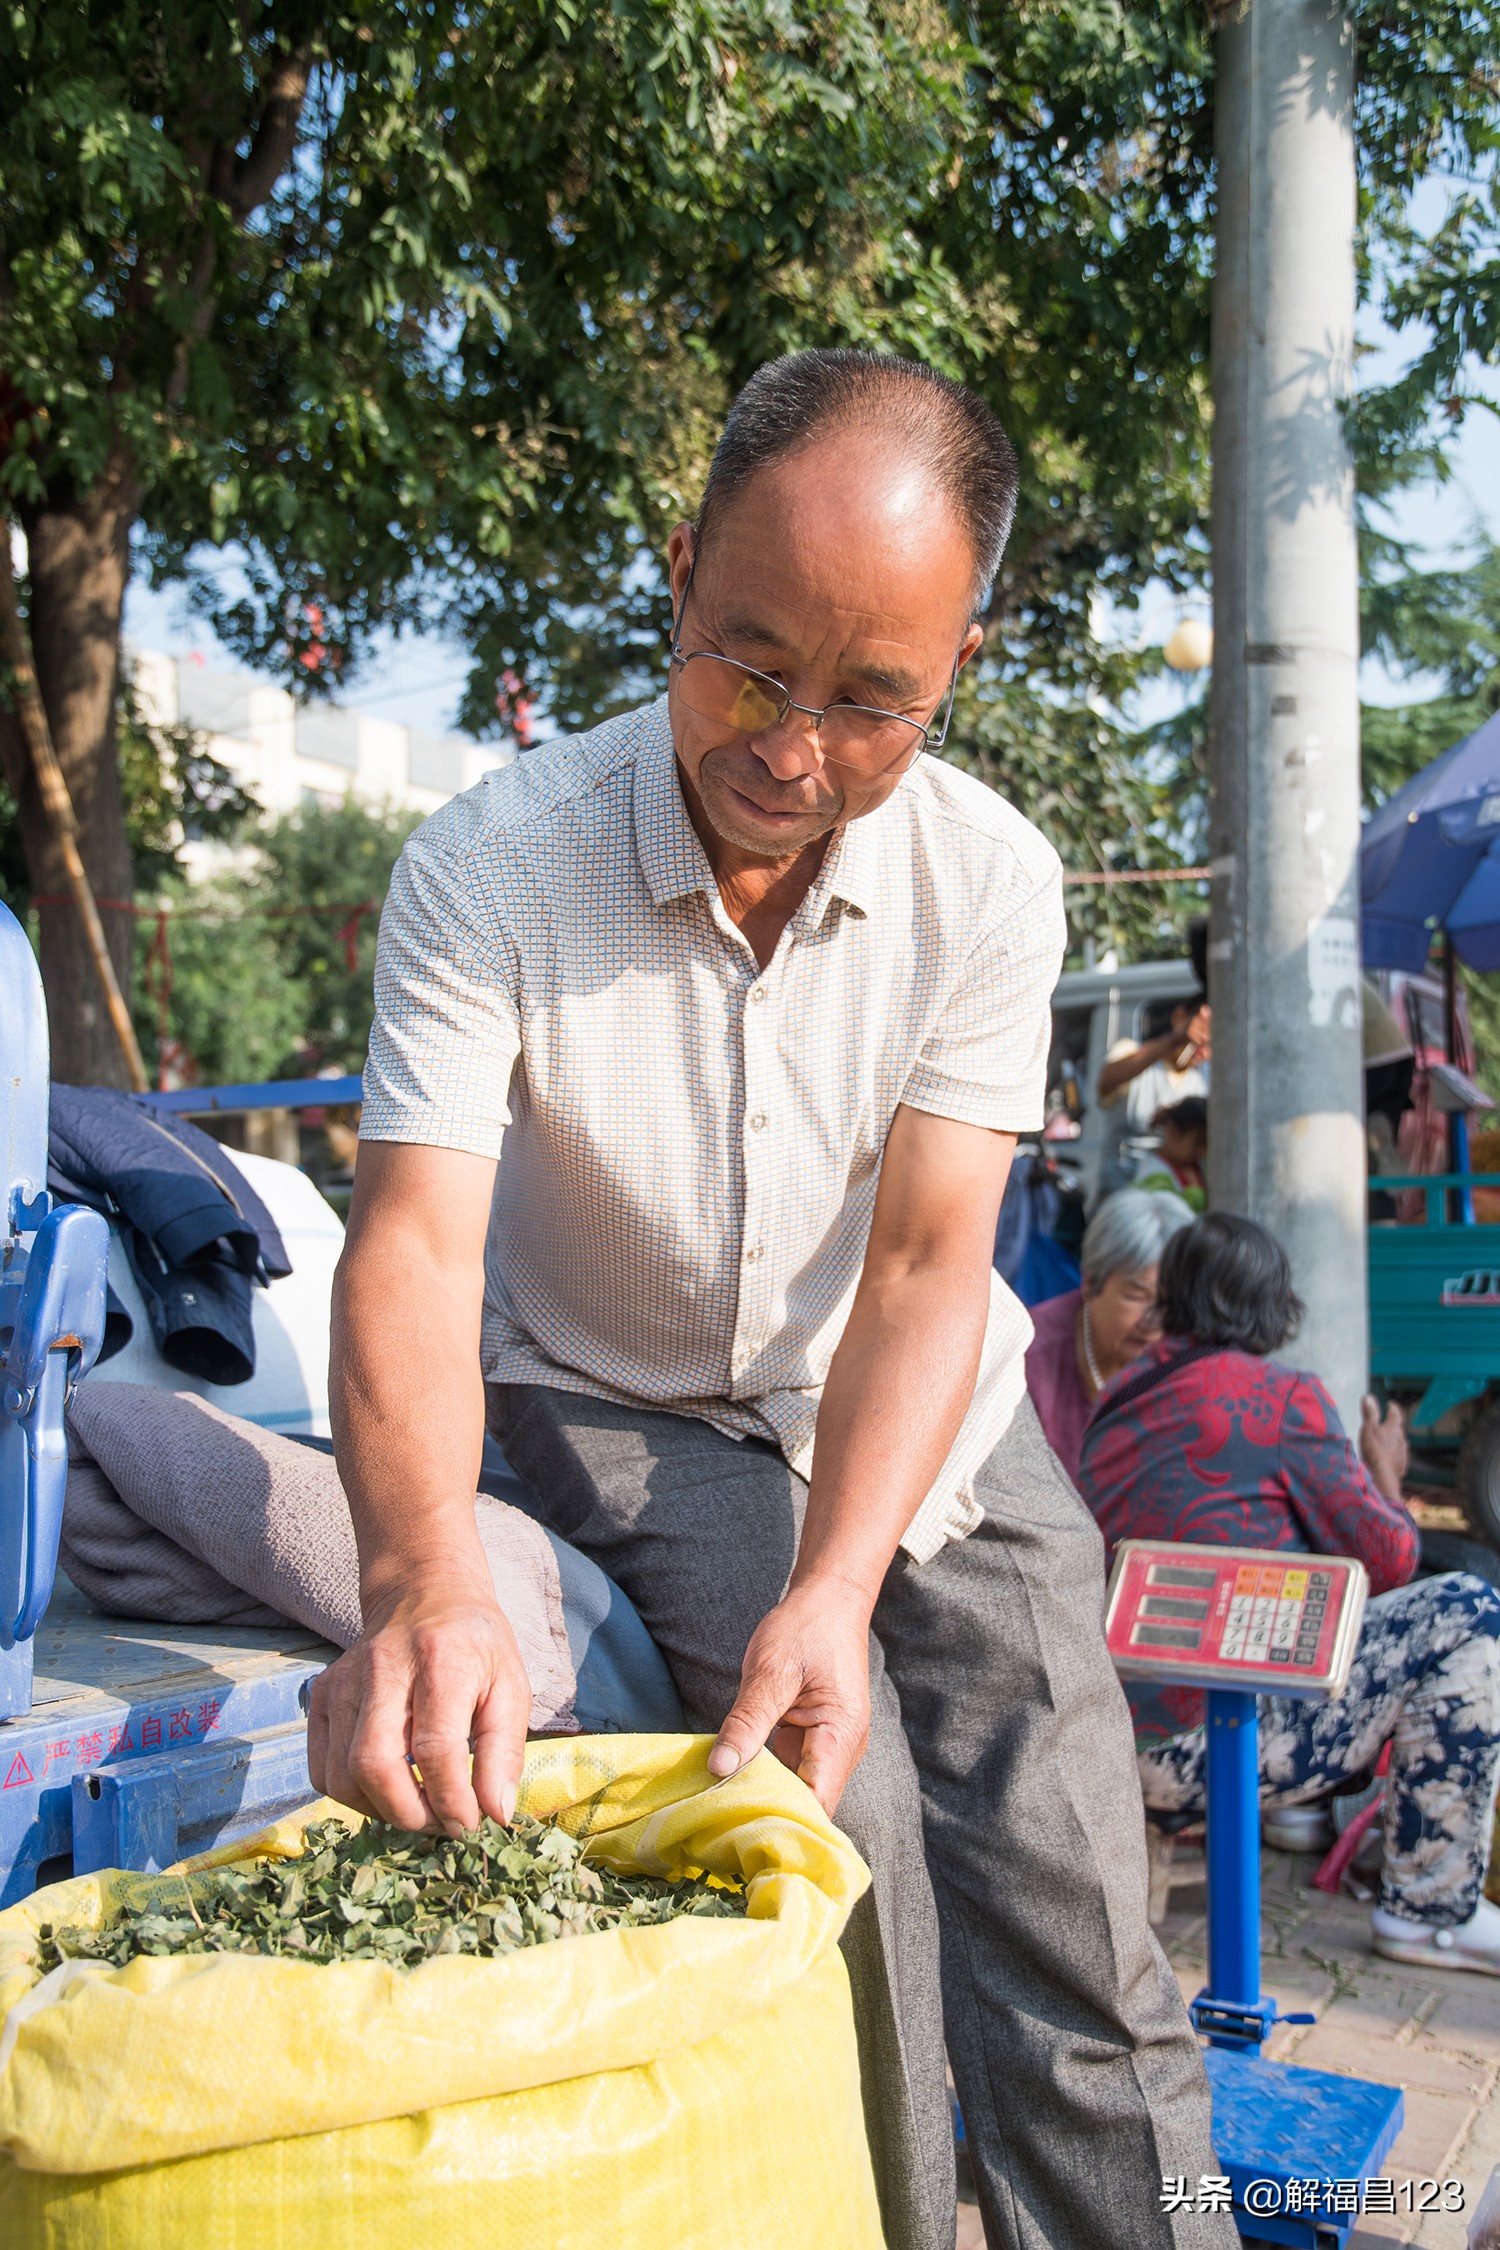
[49,1084,291,1384]
[50,1085,290,1273]
[119,1234,260,1385]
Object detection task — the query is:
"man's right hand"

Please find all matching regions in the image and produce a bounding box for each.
[306,1583,532,1836]
[1170,1000,1212,1063]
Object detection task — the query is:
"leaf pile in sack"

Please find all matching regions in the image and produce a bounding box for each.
[35,1812,745,1970]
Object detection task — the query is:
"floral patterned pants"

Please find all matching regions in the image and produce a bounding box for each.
[1137,1573,1500,1926]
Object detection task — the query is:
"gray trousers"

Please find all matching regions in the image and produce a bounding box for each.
[488,1382,1232,2250]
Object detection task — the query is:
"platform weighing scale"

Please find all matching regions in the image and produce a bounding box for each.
[1105,1540,1405,2246]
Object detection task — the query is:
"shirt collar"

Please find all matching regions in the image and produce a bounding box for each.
[809,800,883,923]
[632,691,888,921]
[633,697,715,905]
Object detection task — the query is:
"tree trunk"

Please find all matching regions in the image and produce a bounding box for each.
[10,487,138,1086]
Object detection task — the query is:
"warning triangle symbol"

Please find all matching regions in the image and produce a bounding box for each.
[3,1751,33,1789]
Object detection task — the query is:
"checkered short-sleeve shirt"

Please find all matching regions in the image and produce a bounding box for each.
[362,696,1065,1560]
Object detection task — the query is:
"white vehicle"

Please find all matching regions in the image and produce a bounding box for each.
[86,1146,344,1438]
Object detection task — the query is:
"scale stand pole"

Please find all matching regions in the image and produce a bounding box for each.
[1197,1687,1280,2050]
[1207,1689,1260,2007]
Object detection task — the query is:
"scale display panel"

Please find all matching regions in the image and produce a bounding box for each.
[1104,1541,1368,1700]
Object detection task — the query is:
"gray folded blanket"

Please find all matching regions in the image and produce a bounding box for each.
[62,1381,577,1733]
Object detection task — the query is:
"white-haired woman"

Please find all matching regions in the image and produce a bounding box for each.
[1024,1188,1196,1481]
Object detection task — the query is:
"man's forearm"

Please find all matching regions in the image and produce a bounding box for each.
[330,1224,492,1616]
[313,1143,528,1834]
[1096,1032,1172,1105]
[791,1256,992,1610]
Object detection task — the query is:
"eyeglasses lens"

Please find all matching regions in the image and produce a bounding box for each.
[678,655,784,735]
[677,653,923,775]
[819,709,924,772]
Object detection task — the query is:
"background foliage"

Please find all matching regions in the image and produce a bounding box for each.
[130,787,420,1087]
[4,0,1500,1055]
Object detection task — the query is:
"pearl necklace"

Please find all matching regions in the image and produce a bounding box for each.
[1081,1301,1105,1394]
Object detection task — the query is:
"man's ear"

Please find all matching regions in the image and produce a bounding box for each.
[955,620,985,675]
[666,523,697,613]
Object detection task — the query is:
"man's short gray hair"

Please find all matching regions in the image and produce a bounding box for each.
[1082,1189,1196,1291]
[697,349,1020,615]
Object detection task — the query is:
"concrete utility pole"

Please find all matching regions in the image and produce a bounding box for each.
[1208,0,1367,1428]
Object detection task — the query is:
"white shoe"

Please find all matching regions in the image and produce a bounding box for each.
[1371,1896,1500,1975]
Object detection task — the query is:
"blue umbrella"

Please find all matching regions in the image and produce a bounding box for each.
[1362,709,1500,971]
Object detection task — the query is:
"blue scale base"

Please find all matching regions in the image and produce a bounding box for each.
[1205,2047,1406,2246]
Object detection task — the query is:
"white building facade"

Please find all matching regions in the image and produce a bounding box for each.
[130,648,514,854]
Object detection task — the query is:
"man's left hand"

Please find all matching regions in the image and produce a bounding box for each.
[707,1579,872,1814]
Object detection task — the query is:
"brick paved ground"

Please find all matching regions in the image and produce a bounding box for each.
[953,1839,1500,2247]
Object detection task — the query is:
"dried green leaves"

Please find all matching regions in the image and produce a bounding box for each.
[35,1812,744,1973]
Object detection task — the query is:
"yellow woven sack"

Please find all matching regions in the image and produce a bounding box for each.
[0,1735,884,2249]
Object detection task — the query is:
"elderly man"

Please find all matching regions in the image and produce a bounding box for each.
[312,350,1229,2250]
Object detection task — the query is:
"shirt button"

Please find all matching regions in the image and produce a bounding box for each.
[748,1112,767,1132]
[745,1244,763,1264]
[750,987,767,1005]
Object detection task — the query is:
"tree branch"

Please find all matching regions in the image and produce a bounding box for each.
[224,51,313,224]
[166,47,313,407]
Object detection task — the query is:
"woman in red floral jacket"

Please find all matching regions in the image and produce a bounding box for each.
[1078,1212,1500,1978]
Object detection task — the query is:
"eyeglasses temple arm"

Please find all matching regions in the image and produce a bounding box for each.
[668,556,698,653]
[926,653,963,749]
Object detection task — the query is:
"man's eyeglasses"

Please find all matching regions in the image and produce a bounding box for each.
[668,574,962,780]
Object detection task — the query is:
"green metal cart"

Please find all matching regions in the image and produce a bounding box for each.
[1370,1172,1500,1545]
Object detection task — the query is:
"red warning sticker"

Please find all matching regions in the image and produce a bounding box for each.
[3,1751,34,1789]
